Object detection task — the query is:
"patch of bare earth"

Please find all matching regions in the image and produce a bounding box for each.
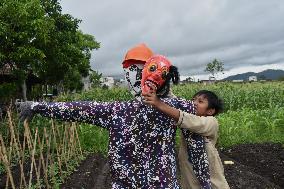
[1,143,283,188]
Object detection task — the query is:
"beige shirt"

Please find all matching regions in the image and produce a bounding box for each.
[177,111,230,189]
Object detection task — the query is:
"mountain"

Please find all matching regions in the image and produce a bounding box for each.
[223,69,284,81]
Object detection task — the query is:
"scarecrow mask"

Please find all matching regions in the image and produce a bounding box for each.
[123,62,144,97]
[141,55,172,94]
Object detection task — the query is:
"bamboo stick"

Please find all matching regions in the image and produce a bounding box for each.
[62,124,68,169]
[51,120,62,176]
[24,122,41,181]
[74,124,82,156]
[28,128,38,188]
[38,130,50,189]
[0,135,16,189]
[19,159,27,188]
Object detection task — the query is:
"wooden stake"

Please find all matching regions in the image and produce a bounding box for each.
[0,135,16,189]
[38,130,50,189]
[51,120,62,176]
[20,131,27,188]
[19,159,27,188]
[28,128,38,188]
[74,124,82,156]
[62,124,68,169]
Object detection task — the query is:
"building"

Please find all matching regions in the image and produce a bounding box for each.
[82,75,91,91]
[248,76,257,82]
[100,76,115,88]
[116,78,127,88]
[199,79,216,85]
[209,76,216,81]
[232,80,244,83]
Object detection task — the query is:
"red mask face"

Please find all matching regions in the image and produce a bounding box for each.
[141,55,172,93]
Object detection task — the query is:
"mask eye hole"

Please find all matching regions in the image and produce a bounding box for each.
[161,67,169,79]
[149,64,157,72]
[162,70,168,79]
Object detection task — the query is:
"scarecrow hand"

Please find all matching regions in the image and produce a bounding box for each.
[15,100,35,122]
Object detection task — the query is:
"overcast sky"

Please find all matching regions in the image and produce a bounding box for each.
[61,0,284,80]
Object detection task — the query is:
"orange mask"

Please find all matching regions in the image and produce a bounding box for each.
[141,55,172,93]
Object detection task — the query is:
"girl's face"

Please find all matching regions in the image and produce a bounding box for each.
[193,95,215,116]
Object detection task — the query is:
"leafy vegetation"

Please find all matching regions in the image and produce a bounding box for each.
[0,0,100,101]
[172,82,284,111]
[55,81,284,153]
[218,106,284,147]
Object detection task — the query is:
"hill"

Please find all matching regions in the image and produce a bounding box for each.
[223,69,284,81]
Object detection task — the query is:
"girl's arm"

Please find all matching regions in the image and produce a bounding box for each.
[143,92,180,121]
[143,92,218,137]
[177,111,218,137]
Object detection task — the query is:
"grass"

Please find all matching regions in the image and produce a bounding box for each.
[218,106,284,147]
[55,81,284,152]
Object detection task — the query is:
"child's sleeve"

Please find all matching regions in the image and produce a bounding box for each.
[177,111,218,138]
[31,101,115,130]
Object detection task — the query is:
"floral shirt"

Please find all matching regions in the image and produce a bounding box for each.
[32,98,195,189]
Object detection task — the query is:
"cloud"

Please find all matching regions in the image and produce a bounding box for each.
[61,0,284,77]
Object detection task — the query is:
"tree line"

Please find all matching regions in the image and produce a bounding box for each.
[0,0,100,101]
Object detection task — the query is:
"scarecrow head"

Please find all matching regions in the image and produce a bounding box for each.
[122,43,154,97]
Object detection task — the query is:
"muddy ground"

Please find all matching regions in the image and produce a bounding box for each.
[60,143,283,189]
[1,143,283,189]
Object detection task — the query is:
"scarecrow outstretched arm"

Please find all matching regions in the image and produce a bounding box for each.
[32,101,114,129]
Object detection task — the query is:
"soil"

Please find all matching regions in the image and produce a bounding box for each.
[220,143,284,189]
[1,143,283,189]
[60,154,111,189]
[62,143,283,189]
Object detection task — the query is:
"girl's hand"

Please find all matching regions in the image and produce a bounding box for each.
[142,90,162,108]
[142,87,180,122]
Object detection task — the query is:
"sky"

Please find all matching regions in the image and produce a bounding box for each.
[60,0,284,81]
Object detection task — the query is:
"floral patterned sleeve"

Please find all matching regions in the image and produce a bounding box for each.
[31,101,114,130]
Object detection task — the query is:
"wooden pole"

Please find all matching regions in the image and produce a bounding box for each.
[0,135,16,189]
[28,128,38,188]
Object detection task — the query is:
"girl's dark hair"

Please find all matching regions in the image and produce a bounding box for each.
[193,90,224,115]
[157,65,180,97]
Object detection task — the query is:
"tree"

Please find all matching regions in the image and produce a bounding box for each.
[38,0,100,92]
[0,0,100,99]
[259,75,267,80]
[89,70,102,88]
[205,59,224,80]
[0,0,52,100]
[38,0,100,89]
[184,76,193,83]
[62,69,84,92]
[278,76,284,81]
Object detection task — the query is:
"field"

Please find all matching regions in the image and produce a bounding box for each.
[0,81,283,188]
[58,81,284,153]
